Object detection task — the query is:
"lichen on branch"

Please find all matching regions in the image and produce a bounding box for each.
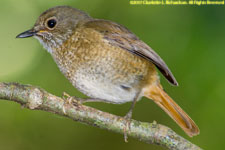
[0,82,202,150]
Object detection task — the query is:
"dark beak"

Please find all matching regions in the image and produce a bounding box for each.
[16,29,36,38]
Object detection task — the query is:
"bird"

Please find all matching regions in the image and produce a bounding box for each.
[16,6,199,137]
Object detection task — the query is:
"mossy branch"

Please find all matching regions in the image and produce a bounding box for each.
[0,82,202,150]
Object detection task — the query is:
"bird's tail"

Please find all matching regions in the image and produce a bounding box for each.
[144,84,200,137]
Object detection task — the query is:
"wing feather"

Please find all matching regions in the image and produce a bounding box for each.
[84,20,178,86]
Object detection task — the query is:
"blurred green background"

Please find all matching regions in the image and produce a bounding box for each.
[0,0,224,149]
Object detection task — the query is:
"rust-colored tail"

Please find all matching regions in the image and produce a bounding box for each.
[144,84,200,137]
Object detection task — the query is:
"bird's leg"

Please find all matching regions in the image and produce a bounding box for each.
[73,97,110,104]
[123,92,141,142]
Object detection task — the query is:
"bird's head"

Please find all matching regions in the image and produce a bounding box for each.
[16,6,91,53]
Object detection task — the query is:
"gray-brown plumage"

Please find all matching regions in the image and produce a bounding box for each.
[16,6,199,137]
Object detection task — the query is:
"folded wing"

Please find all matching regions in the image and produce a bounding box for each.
[84,19,178,86]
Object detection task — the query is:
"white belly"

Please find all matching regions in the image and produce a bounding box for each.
[71,70,138,104]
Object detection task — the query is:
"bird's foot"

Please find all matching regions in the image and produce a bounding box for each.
[62,92,82,114]
[123,111,133,143]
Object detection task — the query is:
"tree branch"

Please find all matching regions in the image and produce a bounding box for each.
[0,82,202,150]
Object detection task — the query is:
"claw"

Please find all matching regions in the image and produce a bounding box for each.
[123,120,130,142]
[62,92,71,101]
[62,92,82,114]
[123,112,132,142]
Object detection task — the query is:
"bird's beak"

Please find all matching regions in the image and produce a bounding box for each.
[16,29,37,38]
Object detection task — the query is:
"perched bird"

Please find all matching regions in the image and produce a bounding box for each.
[16,6,199,137]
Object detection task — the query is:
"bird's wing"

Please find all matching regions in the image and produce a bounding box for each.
[84,19,178,86]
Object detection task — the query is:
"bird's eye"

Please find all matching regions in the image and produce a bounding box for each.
[47,19,57,29]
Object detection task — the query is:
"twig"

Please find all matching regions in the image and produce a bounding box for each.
[0,82,202,150]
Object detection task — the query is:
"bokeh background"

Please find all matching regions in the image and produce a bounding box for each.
[0,0,224,149]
